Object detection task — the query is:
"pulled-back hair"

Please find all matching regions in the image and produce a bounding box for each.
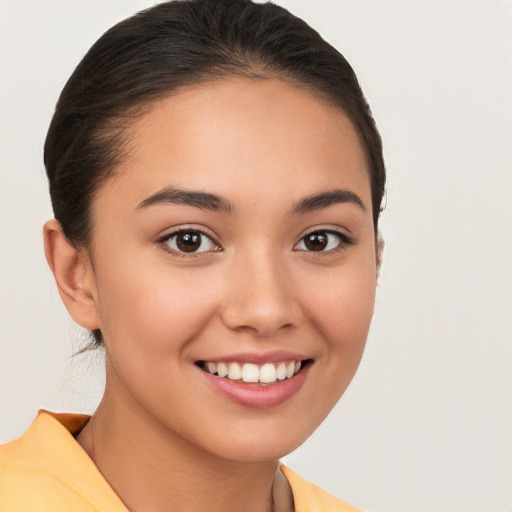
[44,0,386,346]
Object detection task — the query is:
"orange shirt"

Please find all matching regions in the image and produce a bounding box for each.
[0,411,361,511]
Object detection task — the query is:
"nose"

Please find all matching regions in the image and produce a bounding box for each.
[220,250,303,337]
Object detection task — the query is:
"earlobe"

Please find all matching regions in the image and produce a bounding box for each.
[43,219,100,330]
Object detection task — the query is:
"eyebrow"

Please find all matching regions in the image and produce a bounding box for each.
[136,186,365,216]
[136,186,235,213]
[293,189,366,214]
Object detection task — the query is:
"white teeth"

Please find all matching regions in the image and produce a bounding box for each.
[241,363,259,383]
[260,363,277,383]
[202,360,305,383]
[217,362,228,377]
[276,362,287,381]
[228,362,242,380]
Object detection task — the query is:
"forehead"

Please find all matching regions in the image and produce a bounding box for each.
[97,78,371,212]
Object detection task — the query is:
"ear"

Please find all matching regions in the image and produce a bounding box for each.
[43,219,100,330]
[376,231,384,277]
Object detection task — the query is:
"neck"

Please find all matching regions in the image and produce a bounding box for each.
[77,366,291,512]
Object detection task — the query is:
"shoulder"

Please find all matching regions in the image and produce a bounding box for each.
[281,465,363,512]
[0,426,91,511]
[0,411,126,511]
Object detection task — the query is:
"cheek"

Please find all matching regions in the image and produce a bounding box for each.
[94,263,221,356]
[303,256,376,375]
[310,264,375,337]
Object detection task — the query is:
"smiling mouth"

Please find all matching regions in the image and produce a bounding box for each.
[196,359,311,385]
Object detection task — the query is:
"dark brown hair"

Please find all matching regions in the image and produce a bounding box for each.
[44,0,386,346]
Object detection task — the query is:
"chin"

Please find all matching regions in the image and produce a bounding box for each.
[199,417,320,463]
[213,439,302,463]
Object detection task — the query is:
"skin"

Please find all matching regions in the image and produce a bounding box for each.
[44,78,378,512]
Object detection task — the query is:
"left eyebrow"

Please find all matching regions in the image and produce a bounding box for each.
[293,189,366,214]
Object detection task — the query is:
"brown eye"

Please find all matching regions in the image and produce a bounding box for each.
[295,230,349,253]
[163,230,219,254]
[176,232,202,252]
[304,232,328,251]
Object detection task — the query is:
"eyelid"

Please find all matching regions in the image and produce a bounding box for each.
[155,223,220,242]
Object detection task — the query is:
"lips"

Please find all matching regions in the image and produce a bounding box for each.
[196,356,312,408]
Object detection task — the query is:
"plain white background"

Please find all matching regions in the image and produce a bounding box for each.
[1,1,511,511]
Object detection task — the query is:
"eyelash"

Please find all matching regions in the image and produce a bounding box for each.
[157,228,221,257]
[156,227,354,257]
[293,229,355,254]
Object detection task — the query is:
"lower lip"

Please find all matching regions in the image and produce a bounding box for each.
[198,364,310,408]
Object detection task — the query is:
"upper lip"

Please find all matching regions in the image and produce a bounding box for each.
[196,350,309,365]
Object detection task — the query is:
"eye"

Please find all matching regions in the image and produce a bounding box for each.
[295,230,350,252]
[160,230,220,254]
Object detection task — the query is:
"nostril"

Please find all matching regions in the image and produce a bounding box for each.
[220,302,303,337]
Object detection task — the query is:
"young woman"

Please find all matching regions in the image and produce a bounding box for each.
[0,1,385,510]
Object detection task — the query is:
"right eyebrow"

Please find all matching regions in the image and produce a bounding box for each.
[135,186,235,214]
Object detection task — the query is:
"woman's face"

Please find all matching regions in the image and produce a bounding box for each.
[87,78,377,461]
